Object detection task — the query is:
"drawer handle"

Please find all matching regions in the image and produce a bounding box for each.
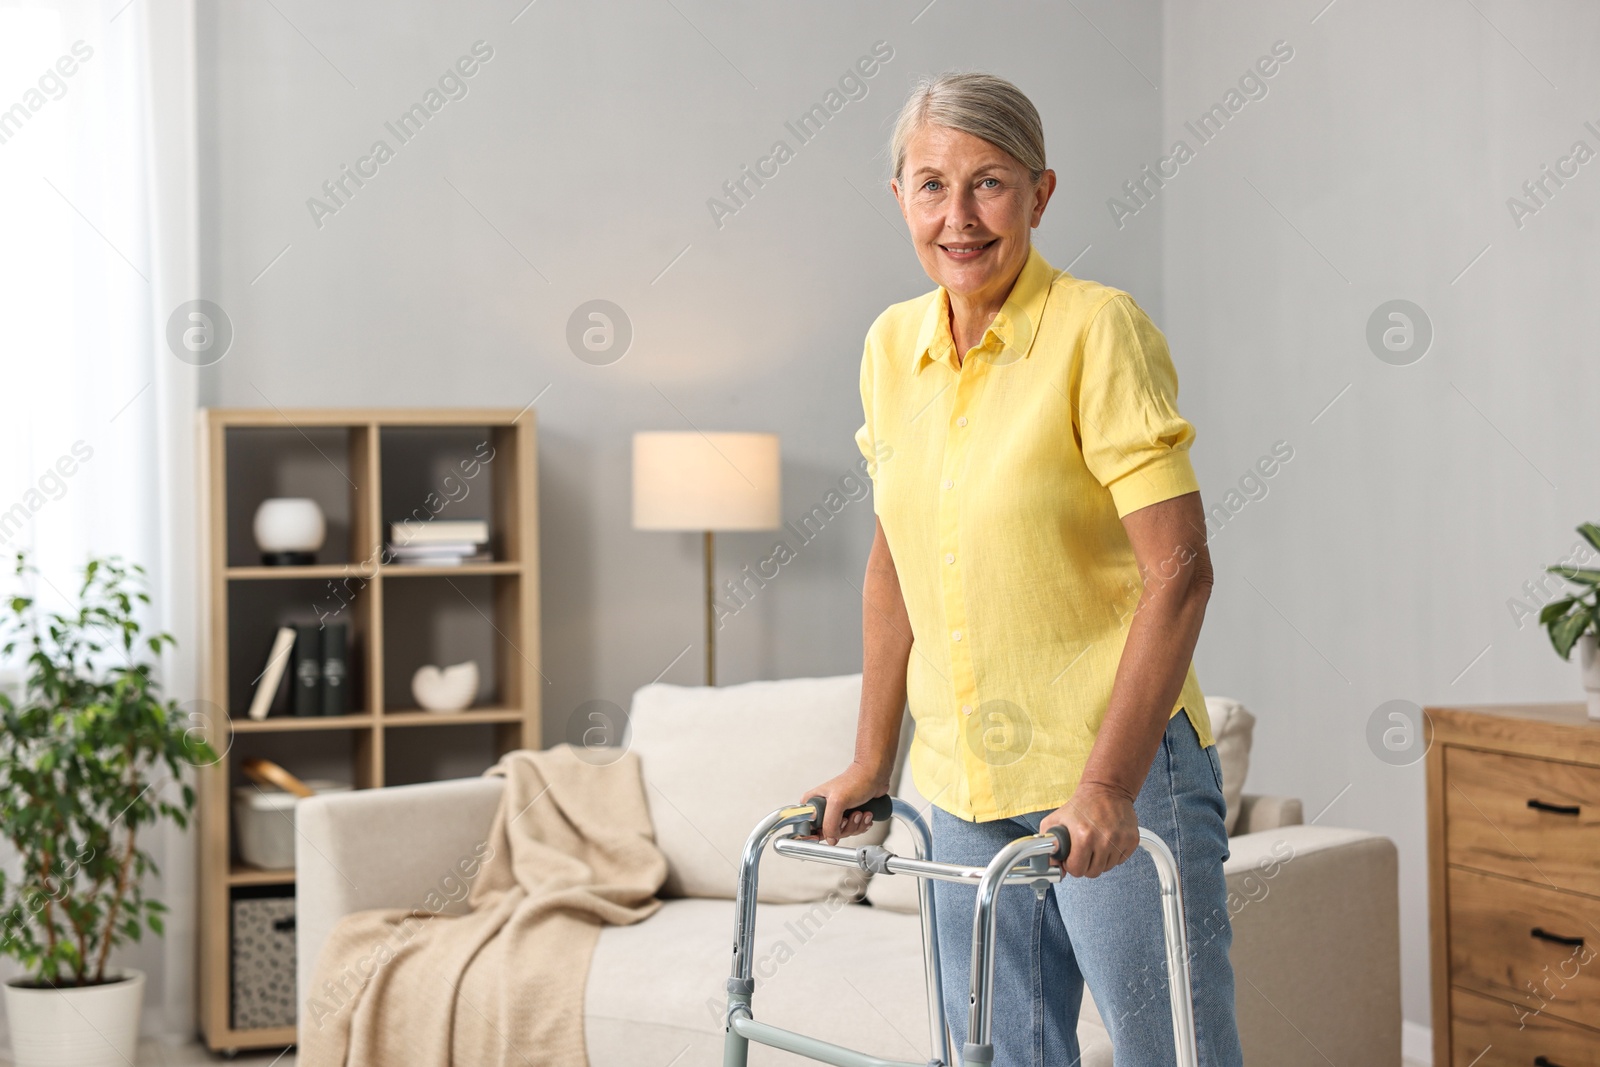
[1527,799,1581,816]
[1530,927,1585,949]
[1534,1058,1572,1067]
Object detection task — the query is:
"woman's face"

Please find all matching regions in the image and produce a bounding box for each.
[891,124,1055,309]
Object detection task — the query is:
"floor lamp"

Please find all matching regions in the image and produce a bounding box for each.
[632,432,781,686]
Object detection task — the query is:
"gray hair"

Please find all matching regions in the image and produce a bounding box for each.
[889,72,1047,184]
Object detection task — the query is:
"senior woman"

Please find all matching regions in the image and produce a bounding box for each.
[803,72,1243,1066]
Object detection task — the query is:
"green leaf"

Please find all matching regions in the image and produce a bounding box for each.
[1540,598,1578,626]
[1551,609,1592,660]
[1547,565,1600,586]
[1578,523,1600,556]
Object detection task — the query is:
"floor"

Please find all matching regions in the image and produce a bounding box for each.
[0,1038,294,1066]
[0,1041,1439,1066]
[148,1041,295,1065]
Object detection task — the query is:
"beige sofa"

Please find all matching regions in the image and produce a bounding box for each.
[295,674,1400,1065]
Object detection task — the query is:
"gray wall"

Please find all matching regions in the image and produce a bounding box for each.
[1162,0,1600,1043]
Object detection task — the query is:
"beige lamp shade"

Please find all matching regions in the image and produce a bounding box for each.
[632,432,781,531]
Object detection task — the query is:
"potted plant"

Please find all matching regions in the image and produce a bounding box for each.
[1540,522,1600,721]
[0,553,214,1067]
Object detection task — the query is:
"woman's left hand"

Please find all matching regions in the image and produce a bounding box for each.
[1039,784,1140,879]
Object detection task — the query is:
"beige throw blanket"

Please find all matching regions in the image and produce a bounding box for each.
[300,745,667,1067]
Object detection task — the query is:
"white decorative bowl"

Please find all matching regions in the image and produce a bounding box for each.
[412,661,479,712]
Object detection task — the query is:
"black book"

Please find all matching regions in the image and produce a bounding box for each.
[320,622,348,716]
[292,623,322,716]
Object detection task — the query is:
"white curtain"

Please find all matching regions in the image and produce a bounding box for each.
[0,0,199,1044]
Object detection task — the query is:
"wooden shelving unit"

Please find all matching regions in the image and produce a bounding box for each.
[195,407,541,1054]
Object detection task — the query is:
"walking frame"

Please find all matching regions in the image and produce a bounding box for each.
[720,795,1200,1067]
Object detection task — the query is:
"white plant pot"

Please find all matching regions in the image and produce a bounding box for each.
[4,968,144,1067]
[1578,632,1600,721]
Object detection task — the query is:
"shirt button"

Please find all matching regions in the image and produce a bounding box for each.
[956,416,968,427]
[951,630,962,642]
[945,553,955,564]
[961,704,973,716]
[942,478,954,490]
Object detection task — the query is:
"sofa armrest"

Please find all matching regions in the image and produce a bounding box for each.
[1221,825,1400,1066]
[295,776,504,1042]
[1233,793,1303,833]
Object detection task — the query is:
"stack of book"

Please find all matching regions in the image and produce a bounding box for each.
[386,519,491,566]
[247,622,350,719]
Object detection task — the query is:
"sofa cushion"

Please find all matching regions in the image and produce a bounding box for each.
[628,673,890,903]
[583,896,1113,1067]
[1205,696,1256,835]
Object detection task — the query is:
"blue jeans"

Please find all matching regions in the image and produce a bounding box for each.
[929,711,1244,1066]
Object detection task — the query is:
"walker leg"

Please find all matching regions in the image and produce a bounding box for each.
[722,985,752,1067]
[963,828,1200,1067]
[722,805,801,1067]
[891,798,952,1067]
[963,835,1046,1064]
[1138,828,1200,1067]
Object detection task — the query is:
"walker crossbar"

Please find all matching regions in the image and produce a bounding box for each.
[720,797,1200,1067]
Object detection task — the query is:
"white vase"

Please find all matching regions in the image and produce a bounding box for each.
[252,497,327,561]
[1578,632,1600,721]
[3,968,144,1067]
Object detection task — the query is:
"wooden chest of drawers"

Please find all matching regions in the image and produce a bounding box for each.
[1427,704,1600,1067]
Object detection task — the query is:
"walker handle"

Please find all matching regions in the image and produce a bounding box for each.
[1046,825,1071,861]
[802,794,893,836]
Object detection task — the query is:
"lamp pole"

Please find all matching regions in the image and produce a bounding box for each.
[704,530,716,686]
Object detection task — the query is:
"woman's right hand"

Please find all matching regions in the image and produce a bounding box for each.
[798,761,892,845]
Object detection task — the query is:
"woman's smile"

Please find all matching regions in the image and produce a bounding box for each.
[939,238,998,260]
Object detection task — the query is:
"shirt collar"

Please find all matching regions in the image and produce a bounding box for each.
[911,244,1059,376]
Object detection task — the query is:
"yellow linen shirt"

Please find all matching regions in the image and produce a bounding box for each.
[855,245,1213,823]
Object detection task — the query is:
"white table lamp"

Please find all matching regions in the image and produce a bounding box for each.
[633,431,781,685]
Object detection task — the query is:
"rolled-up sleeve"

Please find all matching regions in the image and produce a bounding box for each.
[1077,294,1199,518]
